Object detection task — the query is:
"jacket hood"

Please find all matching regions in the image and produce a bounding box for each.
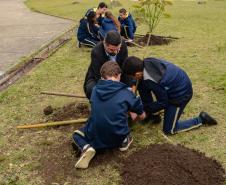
[144,57,166,83]
[95,80,127,100]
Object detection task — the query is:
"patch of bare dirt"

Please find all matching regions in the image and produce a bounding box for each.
[39,138,122,184]
[132,34,178,46]
[44,102,90,122]
[39,137,79,185]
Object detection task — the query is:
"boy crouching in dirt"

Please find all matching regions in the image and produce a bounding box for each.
[122,56,218,135]
[72,61,146,169]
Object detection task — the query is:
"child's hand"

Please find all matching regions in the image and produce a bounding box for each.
[138,112,146,120]
[130,112,138,121]
[130,112,146,122]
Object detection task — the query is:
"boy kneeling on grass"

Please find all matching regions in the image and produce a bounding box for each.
[123,56,217,135]
[72,61,146,169]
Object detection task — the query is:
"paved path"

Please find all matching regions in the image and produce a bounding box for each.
[0,0,72,76]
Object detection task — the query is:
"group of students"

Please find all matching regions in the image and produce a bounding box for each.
[72,5,218,169]
[76,2,136,48]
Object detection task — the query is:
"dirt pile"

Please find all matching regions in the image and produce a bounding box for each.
[44,102,90,121]
[134,34,177,46]
[121,143,225,185]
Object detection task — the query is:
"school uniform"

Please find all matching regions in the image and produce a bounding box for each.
[98,18,118,39]
[85,8,105,26]
[73,80,143,150]
[138,57,202,134]
[77,18,100,47]
[118,13,136,40]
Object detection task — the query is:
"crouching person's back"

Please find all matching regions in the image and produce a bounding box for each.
[72,61,145,169]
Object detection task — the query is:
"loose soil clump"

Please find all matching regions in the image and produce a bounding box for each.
[121,143,225,185]
[133,34,178,46]
[43,105,53,115]
[44,102,90,122]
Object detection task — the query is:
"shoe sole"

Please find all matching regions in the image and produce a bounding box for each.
[75,148,96,169]
[119,138,133,152]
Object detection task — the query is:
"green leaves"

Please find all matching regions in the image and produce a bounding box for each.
[133,0,172,33]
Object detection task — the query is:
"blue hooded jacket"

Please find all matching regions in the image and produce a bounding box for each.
[98,18,118,38]
[84,80,143,149]
[77,18,99,42]
[138,58,193,113]
[118,13,136,39]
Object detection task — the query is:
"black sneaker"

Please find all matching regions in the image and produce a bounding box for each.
[199,112,217,125]
[140,114,161,124]
[119,135,133,152]
[75,144,96,169]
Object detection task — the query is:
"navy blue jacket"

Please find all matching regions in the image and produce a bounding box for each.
[138,58,193,113]
[118,13,136,39]
[84,80,143,149]
[77,18,99,42]
[99,18,118,38]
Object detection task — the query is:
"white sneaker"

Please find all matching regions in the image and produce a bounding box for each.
[75,145,96,169]
[77,41,81,48]
[126,39,133,43]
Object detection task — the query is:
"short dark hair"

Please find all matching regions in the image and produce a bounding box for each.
[104,31,122,46]
[98,2,108,9]
[119,8,127,14]
[100,61,122,79]
[123,56,144,75]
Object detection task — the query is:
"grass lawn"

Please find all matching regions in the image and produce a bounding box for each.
[0,0,226,184]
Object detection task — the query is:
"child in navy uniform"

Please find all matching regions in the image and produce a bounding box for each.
[85,2,108,26]
[123,56,217,135]
[118,8,136,41]
[98,11,121,40]
[72,61,145,169]
[77,11,100,47]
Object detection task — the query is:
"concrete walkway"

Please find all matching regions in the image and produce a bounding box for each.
[0,0,72,76]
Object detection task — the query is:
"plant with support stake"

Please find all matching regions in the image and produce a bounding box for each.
[133,0,172,45]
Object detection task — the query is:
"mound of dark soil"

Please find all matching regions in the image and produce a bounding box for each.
[121,143,225,185]
[134,34,177,46]
[45,102,90,121]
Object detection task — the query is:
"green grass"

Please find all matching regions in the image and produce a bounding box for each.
[0,0,226,184]
[24,0,137,21]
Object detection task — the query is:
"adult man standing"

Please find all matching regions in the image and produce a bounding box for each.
[83,31,128,99]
